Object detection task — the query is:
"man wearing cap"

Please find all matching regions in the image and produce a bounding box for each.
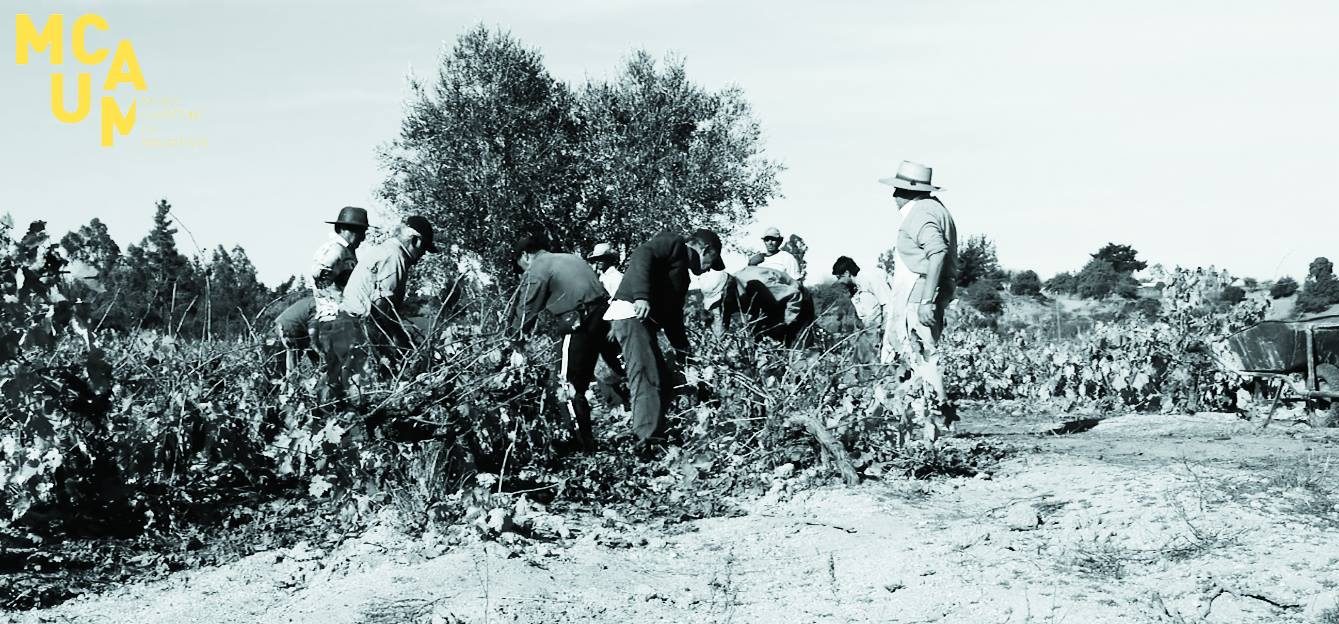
[513,234,622,452]
[880,161,959,438]
[586,243,623,296]
[322,215,437,394]
[604,228,723,446]
[274,207,370,378]
[749,226,802,281]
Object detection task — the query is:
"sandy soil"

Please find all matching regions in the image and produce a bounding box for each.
[9,411,1339,624]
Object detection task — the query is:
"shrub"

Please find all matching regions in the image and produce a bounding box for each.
[1010,270,1042,296]
[1075,259,1119,299]
[1072,259,1140,300]
[1132,297,1162,319]
[1090,243,1147,275]
[1045,271,1078,295]
[1298,283,1339,314]
[1309,257,1334,281]
[1299,258,1339,314]
[1219,285,1246,305]
[1270,276,1299,299]
[956,235,1000,288]
[962,278,1004,315]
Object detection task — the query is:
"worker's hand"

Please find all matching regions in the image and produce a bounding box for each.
[917,302,936,326]
[633,299,651,319]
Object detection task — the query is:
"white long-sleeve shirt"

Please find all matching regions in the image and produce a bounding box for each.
[598,266,623,298]
[850,272,893,329]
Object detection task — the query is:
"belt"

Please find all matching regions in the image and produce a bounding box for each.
[569,297,609,319]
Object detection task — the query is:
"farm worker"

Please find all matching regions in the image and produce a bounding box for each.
[748,226,802,281]
[709,265,814,346]
[321,216,437,396]
[274,297,318,376]
[831,255,896,363]
[273,206,369,377]
[586,243,623,296]
[604,228,724,446]
[512,234,624,453]
[880,160,959,438]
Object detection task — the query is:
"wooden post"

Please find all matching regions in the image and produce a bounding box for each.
[1306,327,1317,392]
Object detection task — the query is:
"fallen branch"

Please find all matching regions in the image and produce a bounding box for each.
[790,411,860,485]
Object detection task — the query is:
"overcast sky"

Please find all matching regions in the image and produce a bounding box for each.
[4,0,1337,285]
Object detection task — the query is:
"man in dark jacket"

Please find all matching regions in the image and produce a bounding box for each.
[512,234,622,452]
[603,228,723,443]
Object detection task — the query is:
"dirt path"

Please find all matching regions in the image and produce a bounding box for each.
[10,412,1339,624]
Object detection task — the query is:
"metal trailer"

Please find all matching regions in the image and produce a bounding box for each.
[1211,314,1339,425]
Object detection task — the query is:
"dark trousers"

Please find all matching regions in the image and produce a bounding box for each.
[316,308,411,401]
[316,314,362,401]
[722,278,815,346]
[558,304,623,451]
[366,303,413,374]
[609,318,676,441]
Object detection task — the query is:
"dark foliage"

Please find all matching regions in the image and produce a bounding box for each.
[962,278,1004,315]
[1045,271,1078,295]
[379,27,781,283]
[1091,243,1147,275]
[1270,276,1299,299]
[1010,270,1042,297]
[956,235,1000,288]
[1219,285,1246,305]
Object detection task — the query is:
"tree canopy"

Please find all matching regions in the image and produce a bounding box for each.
[1091,243,1147,275]
[379,27,782,281]
[956,235,1000,288]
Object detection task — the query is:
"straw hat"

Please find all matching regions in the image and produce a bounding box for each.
[586,243,619,262]
[878,161,942,192]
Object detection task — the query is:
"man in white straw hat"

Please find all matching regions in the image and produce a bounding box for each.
[586,242,623,296]
[879,160,959,440]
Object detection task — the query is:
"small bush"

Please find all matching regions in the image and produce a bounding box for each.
[1130,297,1162,319]
[1270,276,1299,299]
[957,235,1000,288]
[1219,286,1246,305]
[1045,271,1078,295]
[962,278,1004,315]
[1075,259,1122,299]
[1299,275,1339,314]
[1010,270,1042,296]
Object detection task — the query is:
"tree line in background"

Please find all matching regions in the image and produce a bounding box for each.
[23,200,285,342]
[834,236,1339,322]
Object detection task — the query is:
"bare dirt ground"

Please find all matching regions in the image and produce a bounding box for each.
[9,410,1339,624]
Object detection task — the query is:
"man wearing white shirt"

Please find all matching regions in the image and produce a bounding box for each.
[586,243,623,296]
[832,256,896,363]
[274,207,368,379]
[751,226,801,281]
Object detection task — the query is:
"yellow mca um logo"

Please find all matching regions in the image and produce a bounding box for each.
[15,13,147,147]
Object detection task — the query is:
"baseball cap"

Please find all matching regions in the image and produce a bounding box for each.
[403,215,438,253]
